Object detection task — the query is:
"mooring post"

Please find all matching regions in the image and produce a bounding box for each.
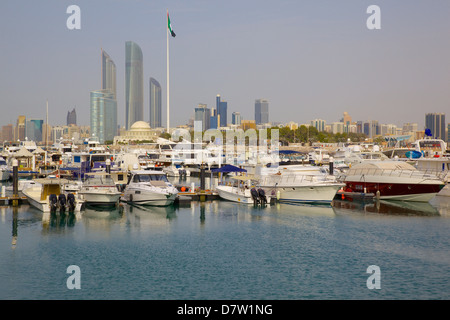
[106,158,111,174]
[199,163,206,202]
[12,159,19,206]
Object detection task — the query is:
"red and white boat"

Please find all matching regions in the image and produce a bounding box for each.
[343,161,445,202]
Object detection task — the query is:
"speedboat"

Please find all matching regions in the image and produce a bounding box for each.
[22,178,84,213]
[78,172,121,206]
[343,161,445,202]
[121,170,178,206]
[216,176,271,205]
[258,165,344,205]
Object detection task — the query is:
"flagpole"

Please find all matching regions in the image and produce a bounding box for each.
[166,9,170,134]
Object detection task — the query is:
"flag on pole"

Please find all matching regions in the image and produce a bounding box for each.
[168,12,176,37]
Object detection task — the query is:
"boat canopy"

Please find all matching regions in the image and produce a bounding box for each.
[211,164,247,173]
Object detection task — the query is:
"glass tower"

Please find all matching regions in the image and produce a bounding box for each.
[425,113,446,140]
[255,99,269,124]
[194,104,211,131]
[90,90,117,144]
[102,49,117,99]
[149,77,162,128]
[125,41,144,130]
[216,94,227,127]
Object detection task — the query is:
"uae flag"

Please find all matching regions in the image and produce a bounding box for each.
[168,12,176,37]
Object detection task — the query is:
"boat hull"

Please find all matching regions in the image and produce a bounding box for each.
[217,186,270,204]
[271,183,343,205]
[344,180,443,202]
[23,187,84,213]
[78,191,121,206]
[122,188,176,206]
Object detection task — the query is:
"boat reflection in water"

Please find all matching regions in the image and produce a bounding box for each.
[83,203,123,219]
[124,203,177,228]
[332,199,440,216]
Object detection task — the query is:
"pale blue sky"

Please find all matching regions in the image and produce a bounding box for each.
[1,0,449,129]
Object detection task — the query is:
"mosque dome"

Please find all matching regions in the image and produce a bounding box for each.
[130,121,151,131]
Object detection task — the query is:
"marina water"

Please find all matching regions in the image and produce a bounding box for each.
[0,177,449,300]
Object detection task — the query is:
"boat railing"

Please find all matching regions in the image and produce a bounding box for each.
[347,168,444,180]
[260,173,333,185]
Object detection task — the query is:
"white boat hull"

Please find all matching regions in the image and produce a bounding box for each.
[78,190,121,205]
[122,188,177,206]
[23,187,84,213]
[270,183,343,204]
[217,186,270,204]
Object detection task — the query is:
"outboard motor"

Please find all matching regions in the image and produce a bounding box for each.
[251,188,260,205]
[67,193,76,211]
[58,194,67,211]
[258,188,267,205]
[49,194,58,211]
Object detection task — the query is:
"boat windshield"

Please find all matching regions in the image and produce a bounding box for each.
[134,174,169,183]
[85,175,115,186]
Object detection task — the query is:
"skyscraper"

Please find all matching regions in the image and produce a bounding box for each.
[125,41,144,130]
[216,94,227,127]
[90,90,117,143]
[255,99,269,124]
[16,115,26,141]
[149,77,162,128]
[425,113,446,140]
[67,108,77,125]
[194,104,210,131]
[90,49,118,143]
[232,112,241,125]
[26,119,43,142]
[102,49,117,98]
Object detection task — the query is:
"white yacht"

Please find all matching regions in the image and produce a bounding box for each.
[78,172,122,206]
[122,170,178,206]
[258,165,344,205]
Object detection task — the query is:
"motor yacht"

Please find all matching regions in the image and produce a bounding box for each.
[78,172,121,206]
[122,170,178,206]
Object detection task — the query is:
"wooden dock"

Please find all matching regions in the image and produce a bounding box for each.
[0,196,28,206]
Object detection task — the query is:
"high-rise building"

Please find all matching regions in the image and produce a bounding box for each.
[26,119,44,142]
[90,89,117,143]
[90,49,118,143]
[216,94,228,127]
[67,108,77,125]
[194,104,211,131]
[1,124,13,141]
[210,108,218,129]
[16,115,26,141]
[255,99,269,124]
[310,119,326,132]
[125,41,144,130]
[149,77,162,128]
[102,49,117,98]
[425,113,446,140]
[232,112,241,125]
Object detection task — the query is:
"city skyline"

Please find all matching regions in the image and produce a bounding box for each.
[1,1,450,129]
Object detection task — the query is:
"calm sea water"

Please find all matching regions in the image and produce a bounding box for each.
[0,179,449,300]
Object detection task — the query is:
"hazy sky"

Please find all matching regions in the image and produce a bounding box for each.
[1,0,449,129]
